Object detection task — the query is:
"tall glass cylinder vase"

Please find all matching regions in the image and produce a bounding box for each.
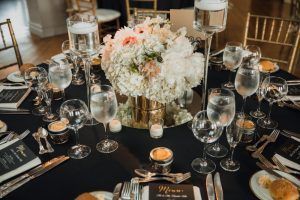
[193,0,228,109]
[67,14,100,126]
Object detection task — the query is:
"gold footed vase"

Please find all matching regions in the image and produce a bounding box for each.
[130,96,165,129]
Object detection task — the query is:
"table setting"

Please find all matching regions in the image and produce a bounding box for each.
[1,0,300,199]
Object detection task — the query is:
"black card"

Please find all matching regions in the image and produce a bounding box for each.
[0,88,28,103]
[149,183,195,200]
[277,139,300,162]
[0,140,37,176]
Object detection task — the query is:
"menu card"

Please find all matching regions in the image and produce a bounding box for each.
[0,86,30,108]
[148,183,195,200]
[0,139,41,183]
[277,139,300,163]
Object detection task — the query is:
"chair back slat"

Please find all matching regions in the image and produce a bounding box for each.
[243,13,300,73]
[76,0,96,15]
[126,0,157,21]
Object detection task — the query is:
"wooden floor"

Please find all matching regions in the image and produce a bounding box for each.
[0,0,299,76]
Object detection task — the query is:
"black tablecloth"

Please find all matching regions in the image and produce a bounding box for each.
[1,64,300,200]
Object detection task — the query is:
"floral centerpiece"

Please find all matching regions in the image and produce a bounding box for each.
[101,17,204,103]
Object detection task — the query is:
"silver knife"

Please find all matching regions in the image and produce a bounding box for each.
[256,162,300,188]
[280,131,300,142]
[206,174,215,200]
[112,183,122,200]
[0,108,30,112]
[214,172,223,200]
[0,156,69,198]
[282,130,300,139]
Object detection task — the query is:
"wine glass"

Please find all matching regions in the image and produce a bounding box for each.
[62,40,85,85]
[178,88,194,108]
[193,0,228,109]
[60,99,90,159]
[42,83,59,122]
[250,72,267,118]
[234,58,260,116]
[206,88,235,158]
[67,14,100,126]
[48,59,72,100]
[257,76,288,129]
[220,114,243,171]
[24,67,48,116]
[191,110,223,174]
[90,84,118,153]
[221,42,243,89]
[244,45,261,64]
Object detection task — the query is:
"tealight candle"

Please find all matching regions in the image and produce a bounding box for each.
[150,124,163,138]
[109,119,122,133]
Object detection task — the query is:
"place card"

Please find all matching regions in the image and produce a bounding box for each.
[148,183,195,200]
[277,139,299,163]
[0,86,31,108]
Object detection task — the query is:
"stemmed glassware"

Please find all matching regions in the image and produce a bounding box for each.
[206,88,235,158]
[67,14,100,126]
[244,45,261,64]
[24,67,48,116]
[234,58,260,116]
[220,114,243,171]
[90,84,119,153]
[178,88,194,108]
[250,72,267,118]
[257,76,288,129]
[60,99,91,159]
[191,110,223,174]
[193,0,228,109]
[62,40,85,85]
[42,83,59,122]
[221,42,243,89]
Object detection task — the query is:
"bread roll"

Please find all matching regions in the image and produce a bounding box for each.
[269,179,299,200]
[260,60,275,72]
[75,193,97,200]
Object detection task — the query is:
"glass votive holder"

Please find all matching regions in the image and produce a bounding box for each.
[149,147,173,174]
[149,118,164,139]
[236,115,256,143]
[48,121,70,144]
[109,119,122,133]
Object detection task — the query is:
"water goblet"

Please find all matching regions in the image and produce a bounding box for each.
[244,45,261,64]
[62,40,84,85]
[42,83,59,122]
[221,41,243,89]
[234,58,260,116]
[257,76,288,129]
[24,67,48,116]
[60,99,91,159]
[206,88,235,158]
[220,114,243,172]
[90,84,118,153]
[191,110,223,174]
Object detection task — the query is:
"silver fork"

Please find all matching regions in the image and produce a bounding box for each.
[121,182,131,200]
[252,130,280,157]
[255,153,275,168]
[130,178,140,200]
[272,156,300,175]
[246,135,268,152]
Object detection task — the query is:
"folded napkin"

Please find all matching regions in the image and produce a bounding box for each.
[274,154,300,171]
[142,185,202,200]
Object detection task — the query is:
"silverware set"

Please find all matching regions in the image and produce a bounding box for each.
[249,129,280,154]
[0,155,69,198]
[32,127,54,154]
[0,129,30,145]
[206,172,223,200]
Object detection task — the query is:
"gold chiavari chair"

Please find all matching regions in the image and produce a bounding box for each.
[75,0,121,37]
[243,13,300,73]
[65,0,79,17]
[0,19,23,80]
[125,0,157,24]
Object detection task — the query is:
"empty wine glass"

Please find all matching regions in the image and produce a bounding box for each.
[257,76,288,129]
[220,114,243,172]
[60,99,90,159]
[250,72,267,118]
[42,83,59,122]
[48,59,72,100]
[62,40,84,85]
[24,67,48,116]
[222,42,243,89]
[191,110,223,174]
[90,84,118,153]
[235,58,260,116]
[206,88,235,158]
[244,45,261,65]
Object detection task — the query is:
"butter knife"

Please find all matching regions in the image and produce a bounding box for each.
[280,131,300,142]
[112,183,122,200]
[256,162,300,188]
[0,156,69,198]
[214,172,223,200]
[206,174,215,200]
[282,130,300,139]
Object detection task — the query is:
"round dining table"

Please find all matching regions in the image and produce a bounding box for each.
[1,62,299,200]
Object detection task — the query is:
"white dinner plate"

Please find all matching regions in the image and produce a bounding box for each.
[6,71,24,83]
[0,120,7,133]
[249,170,300,200]
[258,63,279,73]
[89,191,113,200]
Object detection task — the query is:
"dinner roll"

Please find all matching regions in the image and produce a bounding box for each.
[269,179,299,200]
[260,60,275,72]
[75,193,97,200]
